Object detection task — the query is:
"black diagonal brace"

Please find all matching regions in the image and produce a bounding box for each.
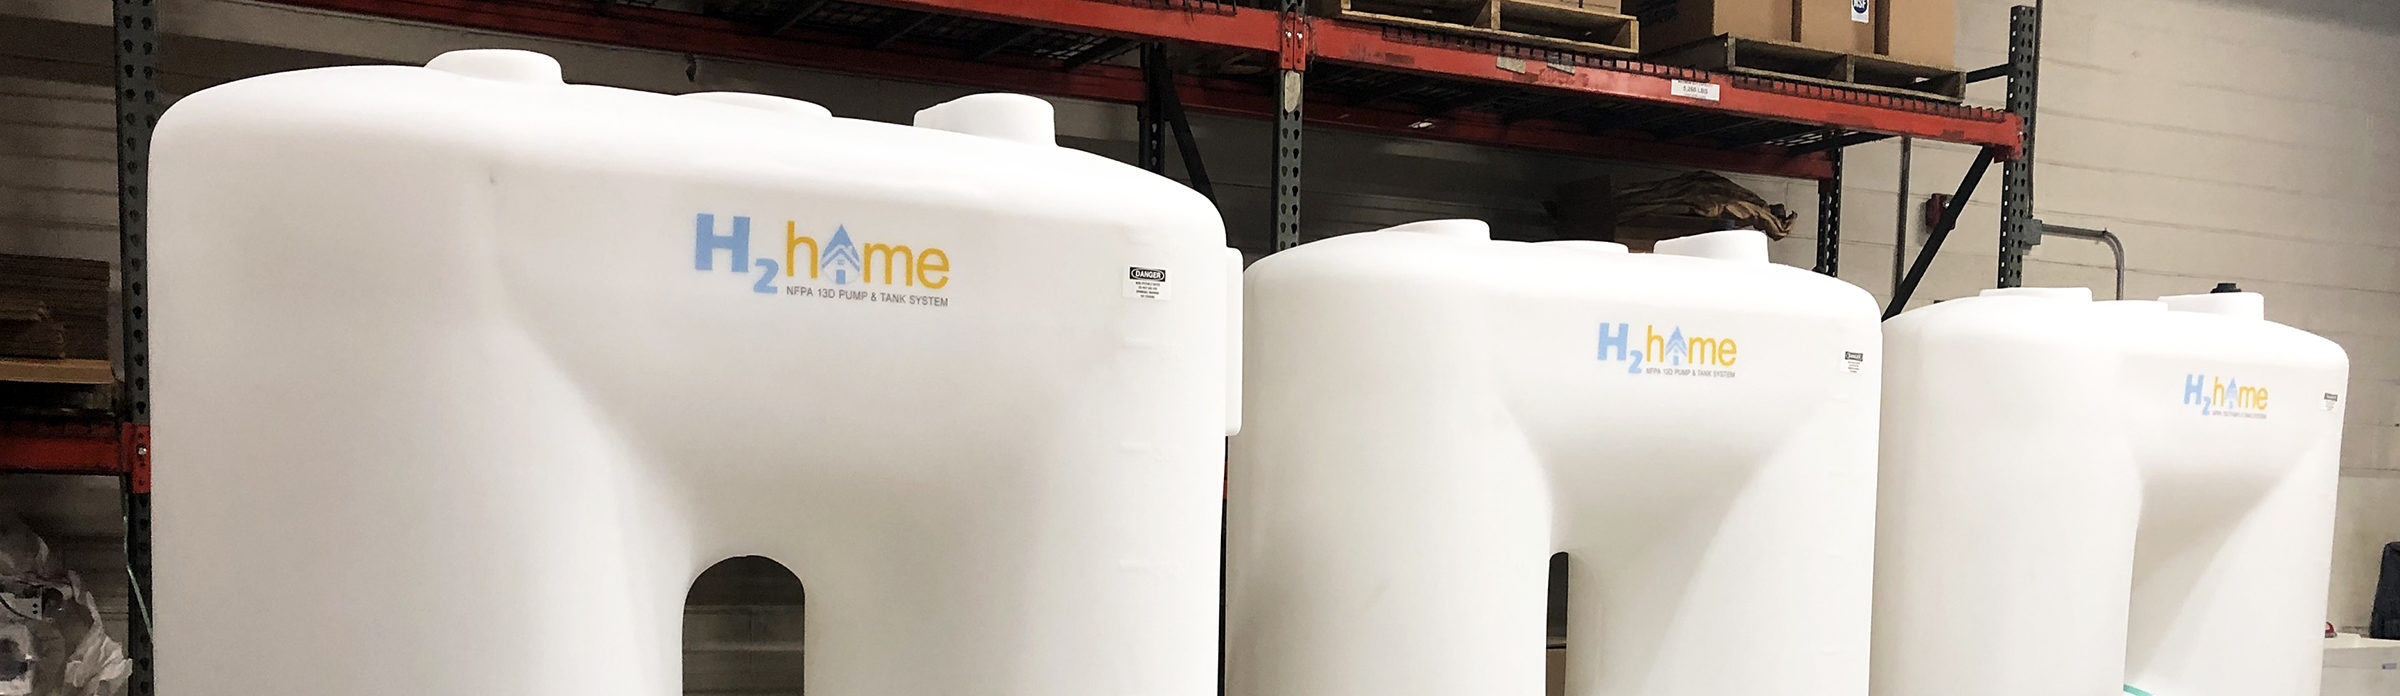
[1885,146,1999,319]
[1142,43,1215,200]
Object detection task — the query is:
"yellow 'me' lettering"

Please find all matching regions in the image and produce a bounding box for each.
[863,243,914,286]
[916,248,950,289]
[784,222,818,279]
[2240,385,2268,410]
[1687,337,1724,366]
[1684,337,1738,366]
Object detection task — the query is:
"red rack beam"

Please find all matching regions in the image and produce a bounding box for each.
[267,0,1835,177]
[259,0,2021,161]
[860,0,1281,53]
[281,0,1164,98]
[1293,101,1834,179]
[0,421,131,477]
[1307,18,2022,156]
[256,0,1985,174]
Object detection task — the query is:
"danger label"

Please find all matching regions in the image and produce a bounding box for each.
[1125,266,1171,300]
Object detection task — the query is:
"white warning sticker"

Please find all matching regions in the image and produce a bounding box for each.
[1852,0,1871,22]
[1125,266,1171,300]
[1670,79,1720,101]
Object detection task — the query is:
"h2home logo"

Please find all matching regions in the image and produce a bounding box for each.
[2185,374,2268,419]
[1598,321,1740,378]
[693,213,953,307]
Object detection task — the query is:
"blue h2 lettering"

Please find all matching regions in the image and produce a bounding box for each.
[2183,374,2207,405]
[1598,323,1632,361]
[694,213,750,273]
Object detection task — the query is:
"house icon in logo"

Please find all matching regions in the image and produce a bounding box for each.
[820,226,863,285]
[1662,327,1689,366]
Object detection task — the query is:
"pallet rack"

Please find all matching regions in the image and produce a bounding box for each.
[1,0,2044,692]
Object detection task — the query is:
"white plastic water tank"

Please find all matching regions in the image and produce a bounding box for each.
[1224,225,1883,696]
[149,49,1241,695]
[2323,634,2400,696]
[1875,287,2349,696]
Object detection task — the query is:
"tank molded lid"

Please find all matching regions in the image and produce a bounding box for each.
[1385,219,1492,241]
[680,92,832,119]
[2160,291,2265,319]
[1977,287,2092,301]
[1539,240,1630,254]
[913,93,1055,147]
[425,49,564,84]
[1652,229,1768,263]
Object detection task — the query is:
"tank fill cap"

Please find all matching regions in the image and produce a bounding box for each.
[1653,229,1768,263]
[2161,291,2265,319]
[426,49,564,84]
[913,93,1055,146]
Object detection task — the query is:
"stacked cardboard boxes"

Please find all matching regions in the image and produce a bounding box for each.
[0,255,110,361]
[1319,0,1642,55]
[1629,0,1952,67]
[1797,0,1875,55]
[1877,0,1955,67]
[1625,0,1789,50]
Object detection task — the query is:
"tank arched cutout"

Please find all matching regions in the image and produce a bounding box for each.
[1547,551,1569,696]
[685,556,805,695]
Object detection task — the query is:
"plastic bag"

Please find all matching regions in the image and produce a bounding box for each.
[0,516,125,696]
[0,622,31,696]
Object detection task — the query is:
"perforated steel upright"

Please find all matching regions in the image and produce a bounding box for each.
[112,0,159,693]
[1816,149,1842,276]
[1273,0,1305,251]
[1139,43,1170,174]
[1998,4,2041,288]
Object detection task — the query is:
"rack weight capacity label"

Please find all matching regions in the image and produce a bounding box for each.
[1670,80,1720,102]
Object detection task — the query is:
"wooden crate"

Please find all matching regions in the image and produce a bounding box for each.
[1316,0,1640,57]
[1647,34,1967,102]
[0,357,114,386]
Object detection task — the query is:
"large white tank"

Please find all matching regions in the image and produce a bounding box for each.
[1875,287,2349,696]
[149,49,1240,695]
[2322,634,2400,696]
[1225,223,1883,696]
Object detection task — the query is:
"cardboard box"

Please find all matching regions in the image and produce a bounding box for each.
[1627,0,1797,51]
[1796,0,1876,54]
[1876,0,1954,67]
[0,255,109,361]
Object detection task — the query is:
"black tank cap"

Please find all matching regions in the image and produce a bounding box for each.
[2210,282,2242,294]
